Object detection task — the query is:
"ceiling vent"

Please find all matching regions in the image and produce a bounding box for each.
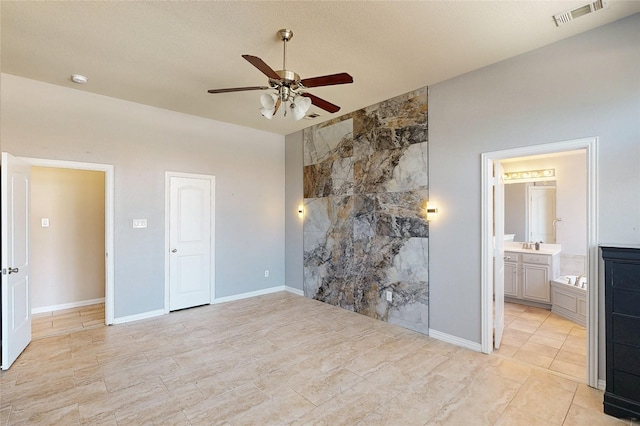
[553,0,608,26]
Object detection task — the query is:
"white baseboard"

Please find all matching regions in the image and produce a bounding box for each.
[285,286,304,296]
[113,287,302,325]
[32,297,105,314]
[598,379,606,390]
[112,309,164,325]
[429,328,482,352]
[213,285,302,304]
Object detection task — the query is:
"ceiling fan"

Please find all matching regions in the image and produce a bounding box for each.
[207,29,353,120]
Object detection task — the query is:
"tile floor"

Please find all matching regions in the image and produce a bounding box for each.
[32,303,106,340]
[1,292,635,425]
[495,302,587,382]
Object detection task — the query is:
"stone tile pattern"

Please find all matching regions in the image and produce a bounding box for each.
[0,293,631,425]
[303,88,429,333]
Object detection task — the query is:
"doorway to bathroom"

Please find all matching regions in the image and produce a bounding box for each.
[480,137,599,388]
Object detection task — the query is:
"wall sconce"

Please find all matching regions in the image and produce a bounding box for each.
[503,168,555,181]
[426,205,438,221]
[298,205,304,217]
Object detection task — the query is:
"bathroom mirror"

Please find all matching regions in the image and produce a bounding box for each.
[504,181,556,243]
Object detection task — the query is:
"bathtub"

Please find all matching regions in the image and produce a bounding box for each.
[550,275,586,326]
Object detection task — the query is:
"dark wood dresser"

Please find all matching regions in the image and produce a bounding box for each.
[602,245,640,419]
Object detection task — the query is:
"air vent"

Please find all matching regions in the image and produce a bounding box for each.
[304,113,321,120]
[553,0,608,26]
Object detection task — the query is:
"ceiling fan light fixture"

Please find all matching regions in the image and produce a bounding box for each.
[291,95,312,120]
[260,107,275,120]
[260,93,277,110]
[208,28,353,121]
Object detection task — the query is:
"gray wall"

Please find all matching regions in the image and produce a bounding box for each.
[429,14,639,383]
[1,74,286,319]
[285,131,304,290]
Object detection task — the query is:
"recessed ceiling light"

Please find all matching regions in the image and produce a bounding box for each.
[71,74,88,84]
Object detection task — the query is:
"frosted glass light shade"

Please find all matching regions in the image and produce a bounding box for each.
[291,96,312,120]
[260,107,275,119]
[260,93,277,109]
[260,93,278,119]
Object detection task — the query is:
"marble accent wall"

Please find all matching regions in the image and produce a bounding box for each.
[303,88,429,333]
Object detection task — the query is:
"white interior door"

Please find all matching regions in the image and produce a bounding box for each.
[494,162,505,349]
[528,186,556,243]
[1,152,31,370]
[169,176,213,311]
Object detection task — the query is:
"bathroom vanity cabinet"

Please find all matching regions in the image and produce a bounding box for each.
[504,251,559,306]
[602,245,640,420]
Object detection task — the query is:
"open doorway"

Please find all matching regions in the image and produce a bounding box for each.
[24,157,115,328]
[499,151,587,382]
[481,137,599,388]
[30,167,106,339]
[2,154,114,369]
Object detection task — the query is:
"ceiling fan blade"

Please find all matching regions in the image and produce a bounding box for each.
[242,55,281,80]
[207,86,270,94]
[300,73,353,88]
[300,93,341,113]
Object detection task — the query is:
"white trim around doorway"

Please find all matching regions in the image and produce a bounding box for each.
[480,137,599,388]
[19,157,116,325]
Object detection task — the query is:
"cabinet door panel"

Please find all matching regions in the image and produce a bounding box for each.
[504,262,518,297]
[523,264,550,303]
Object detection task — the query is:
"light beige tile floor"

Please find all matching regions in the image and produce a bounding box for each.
[495,302,587,382]
[31,303,106,340]
[1,292,635,425]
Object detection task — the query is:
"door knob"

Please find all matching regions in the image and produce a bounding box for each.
[171,249,177,253]
[8,267,19,274]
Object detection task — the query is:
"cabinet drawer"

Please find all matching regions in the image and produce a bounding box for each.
[612,315,640,347]
[522,254,550,265]
[610,262,640,291]
[613,289,640,316]
[613,343,640,376]
[611,369,640,402]
[504,252,519,262]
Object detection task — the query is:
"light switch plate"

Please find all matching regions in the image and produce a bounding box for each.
[41,218,50,228]
[133,219,147,229]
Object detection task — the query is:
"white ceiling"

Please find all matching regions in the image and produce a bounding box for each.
[2,1,638,136]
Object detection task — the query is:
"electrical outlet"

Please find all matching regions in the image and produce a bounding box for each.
[264,270,269,278]
[386,290,392,302]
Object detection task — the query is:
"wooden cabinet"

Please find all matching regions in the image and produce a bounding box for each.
[504,250,558,306]
[602,245,640,420]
